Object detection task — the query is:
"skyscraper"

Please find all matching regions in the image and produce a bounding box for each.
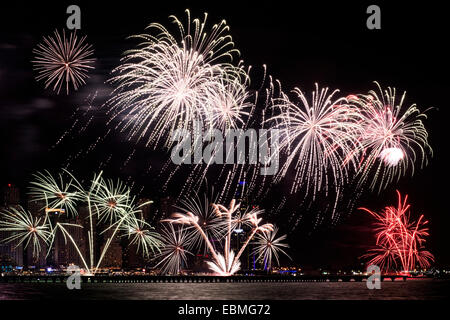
[0,183,23,268]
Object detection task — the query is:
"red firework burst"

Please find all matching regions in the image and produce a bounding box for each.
[360,191,434,273]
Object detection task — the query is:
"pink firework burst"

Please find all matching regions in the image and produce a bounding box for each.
[351,82,432,192]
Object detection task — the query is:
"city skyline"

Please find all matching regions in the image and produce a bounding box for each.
[0,181,290,272]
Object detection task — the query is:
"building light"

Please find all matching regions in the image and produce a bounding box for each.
[45,208,66,214]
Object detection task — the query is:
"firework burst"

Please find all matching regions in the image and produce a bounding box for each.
[175,191,226,253]
[360,191,434,273]
[163,193,281,276]
[206,250,241,276]
[252,226,290,271]
[29,170,82,217]
[120,211,162,258]
[268,83,363,198]
[351,82,432,192]
[206,75,252,131]
[90,177,132,224]
[154,224,193,275]
[32,29,94,94]
[108,9,248,148]
[0,206,51,258]
[13,170,162,274]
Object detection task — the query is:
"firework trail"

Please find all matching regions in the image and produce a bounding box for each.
[32,29,95,94]
[108,9,249,149]
[267,83,363,199]
[350,82,432,193]
[206,250,241,276]
[360,190,434,273]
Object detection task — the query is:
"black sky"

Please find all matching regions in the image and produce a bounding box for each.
[0,0,448,268]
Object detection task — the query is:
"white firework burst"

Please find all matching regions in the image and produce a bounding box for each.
[175,192,226,253]
[108,9,248,148]
[268,83,363,198]
[154,224,193,275]
[252,226,290,271]
[0,206,51,258]
[120,212,162,258]
[206,250,241,276]
[28,170,82,217]
[205,75,252,131]
[90,177,132,224]
[32,29,94,94]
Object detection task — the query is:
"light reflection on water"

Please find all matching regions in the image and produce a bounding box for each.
[0,280,448,300]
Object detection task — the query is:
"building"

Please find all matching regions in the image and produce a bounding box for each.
[2,183,20,206]
[0,183,23,268]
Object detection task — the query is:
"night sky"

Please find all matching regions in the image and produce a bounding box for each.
[0,0,448,269]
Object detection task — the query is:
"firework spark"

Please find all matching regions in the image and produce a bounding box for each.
[32,29,94,94]
[360,191,434,273]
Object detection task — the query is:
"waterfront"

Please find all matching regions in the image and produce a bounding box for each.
[0,279,448,300]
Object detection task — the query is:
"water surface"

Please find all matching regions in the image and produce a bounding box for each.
[1,279,448,300]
